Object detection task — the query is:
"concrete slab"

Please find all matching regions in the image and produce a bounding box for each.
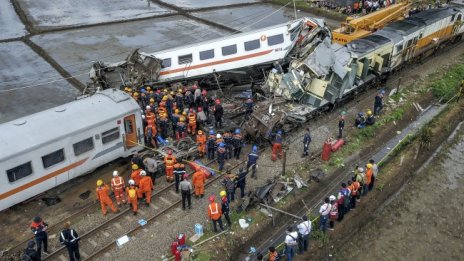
[160,0,259,9]
[0,1,27,40]
[192,4,341,31]
[16,0,175,30]
[31,16,229,84]
[0,42,79,123]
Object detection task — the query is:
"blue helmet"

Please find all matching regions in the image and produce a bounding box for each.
[277,130,282,135]
[219,143,225,148]
[209,130,215,135]
[358,112,364,117]
[140,88,147,93]
[252,145,258,153]
[380,89,386,95]
[235,129,240,134]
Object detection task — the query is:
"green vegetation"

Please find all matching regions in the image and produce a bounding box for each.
[428,61,464,101]
[193,252,212,261]
[311,229,330,247]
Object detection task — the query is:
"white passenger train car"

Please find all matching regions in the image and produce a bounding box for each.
[0,89,144,211]
[142,17,323,83]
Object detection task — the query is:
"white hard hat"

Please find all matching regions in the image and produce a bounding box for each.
[113,170,118,177]
[146,105,151,109]
[329,195,336,201]
[142,115,146,119]
[357,167,364,173]
[140,170,146,176]
[216,134,221,139]
[128,179,135,185]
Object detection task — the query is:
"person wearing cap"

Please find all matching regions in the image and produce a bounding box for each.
[207,195,224,232]
[192,169,206,198]
[196,130,207,158]
[217,142,226,171]
[302,128,312,157]
[187,108,197,135]
[207,130,216,160]
[110,171,126,206]
[297,215,312,254]
[247,145,259,179]
[126,180,139,215]
[59,222,80,261]
[175,88,184,112]
[164,150,177,182]
[30,216,49,258]
[138,171,154,206]
[213,99,223,129]
[223,130,234,160]
[130,164,143,186]
[355,167,365,200]
[23,240,40,261]
[220,190,232,226]
[179,174,193,210]
[374,90,385,115]
[172,108,180,136]
[318,197,331,233]
[271,131,283,161]
[96,180,118,215]
[131,152,145,170]
[338,115,345,139]
[284,226,298,261]
[232,129,243,160]
[194,84,202,107]
[143,156,157,185]
[173,163,186,193]
[328,195,338,230]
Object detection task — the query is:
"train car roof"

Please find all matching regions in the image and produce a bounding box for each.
[347,34,392,57]
[0,89,139,161]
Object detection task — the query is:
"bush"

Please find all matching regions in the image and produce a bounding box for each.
[429,62,464,101]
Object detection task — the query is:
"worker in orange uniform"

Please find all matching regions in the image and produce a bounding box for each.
[207,195,224,232]
[164,150,177,182]
[158,97,169,139]
[145,105,156,123]
[364,163,373,195]
[111,171,126,205]
[272,130,283,161]
[145,122,157,147]
[131,164,143,186]
[187,108,197,135]
[196,130,207,158]
[126,179,138,215]
[192,170,206,198]
[96,180,118,215]
[176,115,187,140]
[138,171,154,206]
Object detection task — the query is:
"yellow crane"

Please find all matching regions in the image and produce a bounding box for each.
[332,2,410,45]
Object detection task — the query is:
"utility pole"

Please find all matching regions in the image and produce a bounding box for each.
[282,150,287,176]
[293,0,297,19]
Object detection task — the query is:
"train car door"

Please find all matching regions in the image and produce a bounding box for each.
[123,115,138,149]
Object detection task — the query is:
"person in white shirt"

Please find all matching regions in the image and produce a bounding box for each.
[370,159,379,189]
[319,197,331,233]
[297,215,312,254]
[284,226,298,261]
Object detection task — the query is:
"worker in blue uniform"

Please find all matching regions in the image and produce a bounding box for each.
[207,130,216,160]
[244,95,254,119]
[247,145,259,179]
[232,129,243,160]
[302,128,311,157]
[217,143,226,172]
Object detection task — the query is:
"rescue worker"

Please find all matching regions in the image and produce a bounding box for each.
[318,197,331,233]
[130,164,143,186]
[30,216,49,258]
[111,171,126,206]
[22,241,40,261]
[207,130,216,160]
[247,145,259,179]
[143,156,157,185]
[213,99,223,129]
[201,90,210,118]
[148,98,156,111]
[131,152,145,170]
[166,91,174,119]
[217,143,226,172]
[96,180,118,215]
[173,163,186,193]
[337,183,350,221]
[196,130,207,158]
[369,159,379,190]
[220,191,232,226]
[187,108,197,134]
[223,130,233,159]
[180,174,193,210]
[164,150,176,182]
[297,215,311,254]
[175,89,184,112]
[194,84,202,107]
[59,222,80,261]
[138,171,154,206]
[365,163,374,193]
[158,100,169,138]
[351,176,360,209]
[338,115,345,139]
[272,130,283,161]
[172,109,180,136]
[374,90,385,115]
[232,129,243,160]
[366,109,376,125]
[192,170,206,198]
[284,226,298,261]
[346,180,354,212]
[126,179,138,215]
[328,195,338,230]
[196,107,207,130]
[207,195,224,232]
[268,247,279,261]
[145,105,155,124]
[144,123,157,147]
[235,168,247,199]
[355,167,365,200]
[221,171,236,202]
[185,88,194,108]
[302,128,311,157]
[244,95,254,119]
[176,115,187,140]
[355,112,367,128]
[154,89,162,104]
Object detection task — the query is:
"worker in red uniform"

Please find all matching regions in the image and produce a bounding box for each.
[131,164,143,186]
[187,108,197,135]
[207,195,224,232]
[30,216,49,258]
[126,179,138,215]
[111,170,126,205]
[138,171,154,206]
[196,130,207,158]
[272,130,283,161]
[96,179,118,215]
[164,150,177,182]
[176,115,187,140]
[192,170,206,198]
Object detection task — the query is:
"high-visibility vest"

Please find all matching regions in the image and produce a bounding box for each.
[209,203,219,215]
[188,113,196,124]
[164,156,176,167]
[127,187,137,199]
[111,176,124,190]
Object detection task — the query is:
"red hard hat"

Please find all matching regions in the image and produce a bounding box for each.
[193,84,198,89]
[189,108,193,112]
[183,174,189,179]
[202,90,207,95]
[208,195,215,203]
[197,107,203,112]
[215,99,220,104]
[156,89,161,94]
[168,150,173,155]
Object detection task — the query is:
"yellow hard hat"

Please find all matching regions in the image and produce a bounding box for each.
[182,111,187,116]
[150,98,155,103]
[366,163,373,169]
[146,86,151,91]
[124,87,129,92]
[96,179,103,186]
[220,191,227,197]
[162,96,168,101]
[132,164,139,170]
[170,91,175,96]
[367,109,373,116]
[175,109,180,114]
[178,89,183,93]
[163,89,168,93]
[180,116,186,122]
[127,88,132,92]
[133,92,139,97]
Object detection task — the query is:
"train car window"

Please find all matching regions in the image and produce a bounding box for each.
[396,44,403,53]
[102,127,120,144]
[267,34,284,46]
[161,58,171,68]
[73,137,94,156]
[200,49,215,60]
[124,119,134,134]
[222,44,237,56]
[178,54,193,65]
[407,39,413,48]
[244,39,260,51]
[6,162,33,182]
[42,149,65,169]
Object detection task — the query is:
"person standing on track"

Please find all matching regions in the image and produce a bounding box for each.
[338,115,345,139]
[143,156,157,185]
[297,215,312,254]
[130,164,143,186]
[96,180,118,215]
[328,195,338,230]
[207,130,216,160]
[247,145,259,179]
[319,197,331,233]
[110,171,126,206]
[59,222,80,261]
[196,130,207,158]
[173,163,186,193]
[284,226,298,261]
[126,180,138,215]
[164,150,177,183]
[369,159,378,191]
[207,195,224,232]
[180,174,192,210]
[30,216,49,258]
[138,171,154,206]
[192,170,206,198]
[232,129,243,160]
[220,190,232,227]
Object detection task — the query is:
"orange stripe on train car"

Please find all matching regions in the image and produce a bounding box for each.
[416,25,455,49]
[159,49,273,76]
[0,158,88,200]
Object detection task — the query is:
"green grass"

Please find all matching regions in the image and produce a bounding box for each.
[428,61,464,101]
[193,252,213,261]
